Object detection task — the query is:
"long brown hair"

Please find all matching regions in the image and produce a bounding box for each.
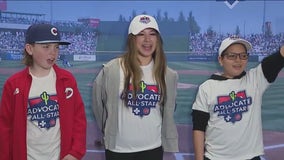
[120,32,167,106]
[22,46,33,66]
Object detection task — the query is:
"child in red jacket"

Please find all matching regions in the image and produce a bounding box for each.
[0,23,87,160]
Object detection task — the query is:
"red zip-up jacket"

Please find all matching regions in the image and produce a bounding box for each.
[0,64,86,160]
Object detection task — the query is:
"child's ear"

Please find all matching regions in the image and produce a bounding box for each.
[25,44,33,55]
[218,56,223,66]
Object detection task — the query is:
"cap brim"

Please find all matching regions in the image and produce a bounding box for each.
[130,27,160,35]
[34,40,71,45]
[218,39,252,56]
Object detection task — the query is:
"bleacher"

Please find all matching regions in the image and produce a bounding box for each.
[0,10,98,58]
[1,10,283,61]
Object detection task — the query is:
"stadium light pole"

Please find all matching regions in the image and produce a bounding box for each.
[243,20,246,38]
[50,0,53,24]
[262,0,266,34]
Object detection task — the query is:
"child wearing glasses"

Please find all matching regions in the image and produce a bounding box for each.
[191,35,284,160]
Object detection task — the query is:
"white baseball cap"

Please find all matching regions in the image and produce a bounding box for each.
[218,36,252,56]
[128,14,160,35]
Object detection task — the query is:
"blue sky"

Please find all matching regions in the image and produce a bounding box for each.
[5,1,284,34]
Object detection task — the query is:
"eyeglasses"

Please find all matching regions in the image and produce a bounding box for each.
[223,52,249,60]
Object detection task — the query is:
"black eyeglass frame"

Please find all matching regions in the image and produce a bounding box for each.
[222,52,249,60]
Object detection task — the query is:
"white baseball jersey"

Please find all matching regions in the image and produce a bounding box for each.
[192,64,269,160]
[113,59,162,152]
[27,68,60,160]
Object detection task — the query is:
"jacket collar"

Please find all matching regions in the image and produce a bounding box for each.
[24,64,68,80]
[210,71,246,80]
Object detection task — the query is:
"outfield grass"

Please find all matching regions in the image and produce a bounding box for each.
[0,60,283,131]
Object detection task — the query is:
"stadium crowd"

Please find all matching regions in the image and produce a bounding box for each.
[1,16,283,56]
[189,32,284,55]
[0,15,98,55]
[2,28,283,56]
[0,29,97,55]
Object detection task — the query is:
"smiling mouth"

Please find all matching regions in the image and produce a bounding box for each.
[143,44,152,50]
[233,65,243,70]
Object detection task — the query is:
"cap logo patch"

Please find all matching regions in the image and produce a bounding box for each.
[139,16,151,24]
[51,27,58,36]
[229,35,240,40]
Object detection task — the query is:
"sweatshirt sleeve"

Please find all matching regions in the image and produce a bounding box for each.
[261,49,284,83]
[92,68,106,133]
[192,110,210,132]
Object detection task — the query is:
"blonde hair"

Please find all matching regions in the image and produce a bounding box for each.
[120,32,167,106]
